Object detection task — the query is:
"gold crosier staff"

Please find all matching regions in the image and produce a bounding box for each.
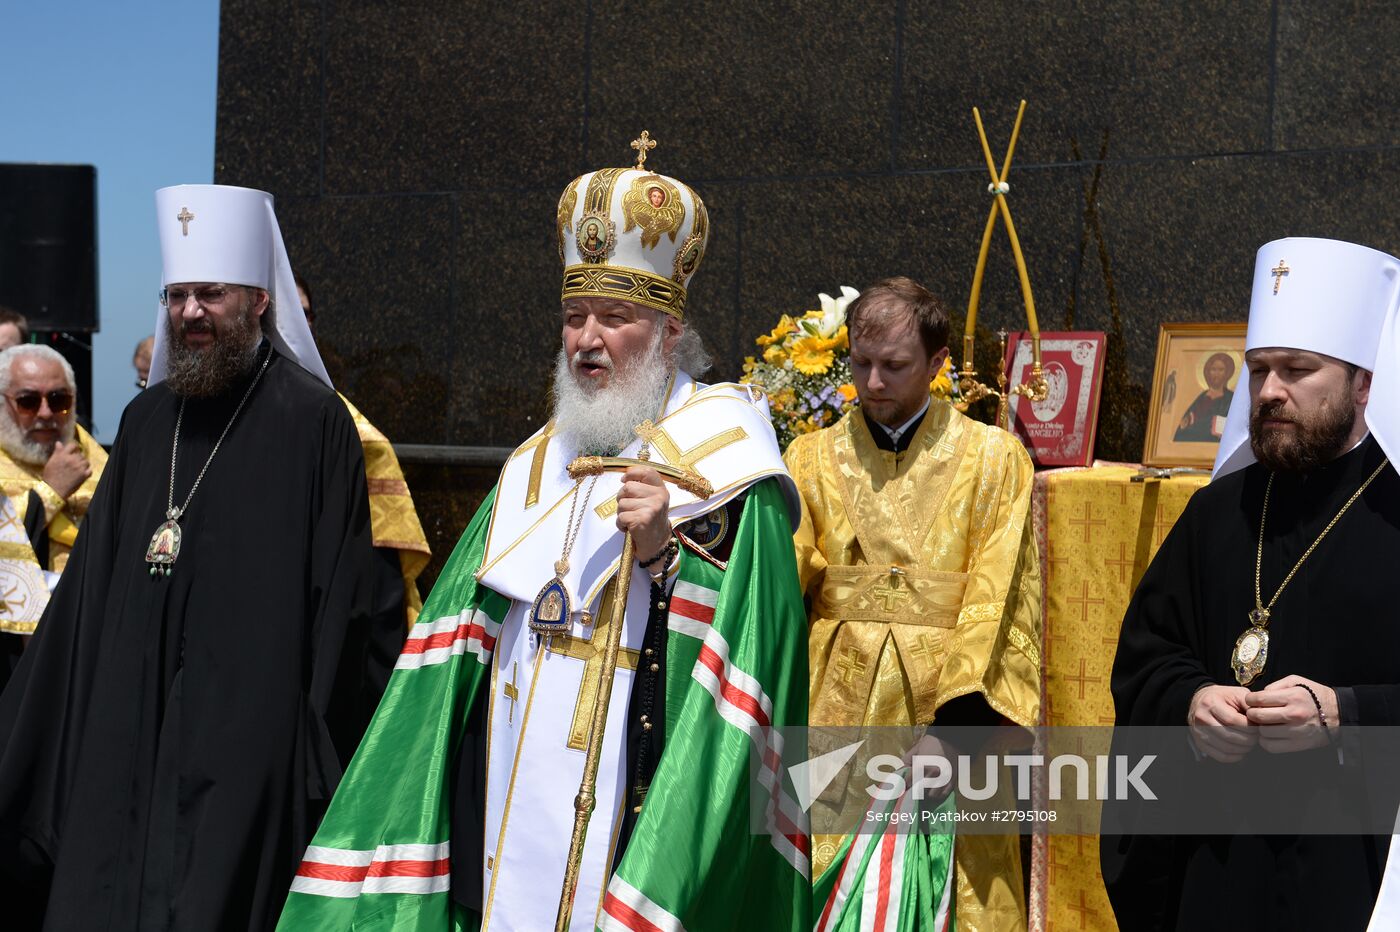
[958,99,1049,429]
[553,429,711,931]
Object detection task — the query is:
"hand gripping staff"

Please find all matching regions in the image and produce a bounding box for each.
[553,422,711,931]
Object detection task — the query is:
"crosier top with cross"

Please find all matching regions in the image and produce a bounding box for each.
[177,207,194,237]
[1272,259,1289,294]
[630,130,657,170]
[590,420,737,519]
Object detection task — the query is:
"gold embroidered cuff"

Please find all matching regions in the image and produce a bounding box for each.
[35,481,66,523]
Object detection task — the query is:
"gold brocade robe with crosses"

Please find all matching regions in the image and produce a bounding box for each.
[784,401,1042,932]
[0,424,108,576]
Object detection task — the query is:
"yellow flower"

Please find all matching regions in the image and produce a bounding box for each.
[769,388,796,414]
[763,343,788,366]
[930,356,956,399]
[837,383,858,403]
[756,315,798,347]
[790,336,836,375]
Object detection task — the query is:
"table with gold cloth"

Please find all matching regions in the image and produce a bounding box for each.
[1023,463,1210,932]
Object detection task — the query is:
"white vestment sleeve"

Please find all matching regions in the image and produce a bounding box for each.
[1367,818,1400,930]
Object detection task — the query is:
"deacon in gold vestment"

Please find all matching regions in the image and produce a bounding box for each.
[296,275,431,626]
[784,278,1041,931]
[339,394,430,625]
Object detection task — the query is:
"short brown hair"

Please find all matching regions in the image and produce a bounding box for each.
[0,306,29,344]
[846,276,949,358]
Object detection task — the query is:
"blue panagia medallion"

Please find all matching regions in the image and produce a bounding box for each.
[529,575,571,635]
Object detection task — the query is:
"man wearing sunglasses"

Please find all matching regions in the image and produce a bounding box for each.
[0,344,107,579]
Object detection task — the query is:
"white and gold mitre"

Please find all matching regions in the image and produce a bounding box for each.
[557,131,709,321]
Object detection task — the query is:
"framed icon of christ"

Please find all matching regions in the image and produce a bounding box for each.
[1143,321,1247,468]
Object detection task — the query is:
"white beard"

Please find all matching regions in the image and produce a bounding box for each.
[0,412,75,467]
[551,329,671,456]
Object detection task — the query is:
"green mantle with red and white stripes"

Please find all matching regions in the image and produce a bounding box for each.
[811,784,957,932]
[277,477,811,931]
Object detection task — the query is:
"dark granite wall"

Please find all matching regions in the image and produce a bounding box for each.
[216,0,1400,583]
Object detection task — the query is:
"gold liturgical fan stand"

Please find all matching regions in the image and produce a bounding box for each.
[957,100,1049,429]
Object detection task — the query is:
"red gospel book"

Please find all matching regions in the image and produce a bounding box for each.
[1000,331,1107,468]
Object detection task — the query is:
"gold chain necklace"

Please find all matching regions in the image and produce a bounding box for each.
[1232,456,1389,684]
[528,474,599,636]
[144,346,273,577]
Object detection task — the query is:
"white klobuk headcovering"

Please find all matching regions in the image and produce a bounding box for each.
[148,184,330,387]
[1213,237,1400,478]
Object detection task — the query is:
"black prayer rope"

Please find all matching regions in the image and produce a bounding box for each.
[1293,683,1335,742]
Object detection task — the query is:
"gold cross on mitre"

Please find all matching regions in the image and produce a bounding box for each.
[549,598,640,750]
[177,207,194,236]
[630,130,657,170]
[958,100,1049,430]
[1272,259,1289,294]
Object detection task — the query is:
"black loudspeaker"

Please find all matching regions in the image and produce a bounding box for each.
[0,164,99,333]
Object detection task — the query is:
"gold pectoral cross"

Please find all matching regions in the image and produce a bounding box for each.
[177,206,194,236]
[595,423,747,518]
[549,591,640,750]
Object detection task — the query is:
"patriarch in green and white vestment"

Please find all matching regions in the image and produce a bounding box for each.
[279,139,813,932]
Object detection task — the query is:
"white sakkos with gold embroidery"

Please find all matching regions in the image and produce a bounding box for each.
[472,371,796,931]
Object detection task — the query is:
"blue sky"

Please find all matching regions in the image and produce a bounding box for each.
[0,1,220,442]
